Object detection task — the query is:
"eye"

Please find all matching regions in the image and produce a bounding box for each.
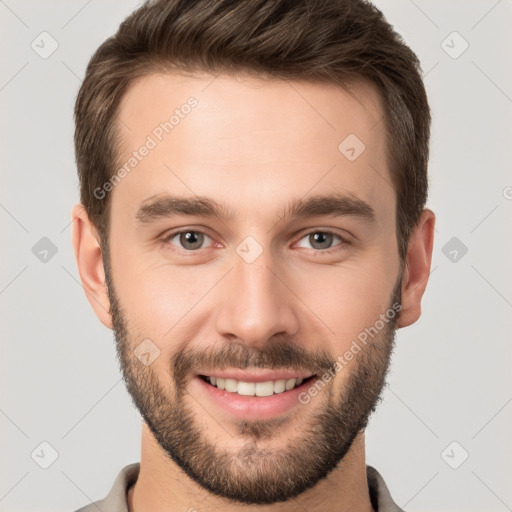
[295,230,347,251]
[165,230,214,251]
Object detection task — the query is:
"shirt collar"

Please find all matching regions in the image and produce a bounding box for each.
[92,462,404,512]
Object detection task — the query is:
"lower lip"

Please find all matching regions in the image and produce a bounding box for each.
[191,376,317,421]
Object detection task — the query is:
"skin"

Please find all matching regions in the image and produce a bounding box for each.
[72,71,435,512]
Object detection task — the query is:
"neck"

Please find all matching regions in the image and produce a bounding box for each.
[128,423,374,512]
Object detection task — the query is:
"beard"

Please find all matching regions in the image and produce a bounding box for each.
[106,261,402,505]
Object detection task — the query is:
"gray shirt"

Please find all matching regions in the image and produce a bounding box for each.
[74,463,404,512]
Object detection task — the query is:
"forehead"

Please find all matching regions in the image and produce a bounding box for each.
[112,71,394,225]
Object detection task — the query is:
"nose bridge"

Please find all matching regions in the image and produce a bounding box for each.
[215,240,299,347]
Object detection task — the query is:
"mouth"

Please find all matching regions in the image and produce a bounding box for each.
[199,374,316,397]
[192,368,320,420]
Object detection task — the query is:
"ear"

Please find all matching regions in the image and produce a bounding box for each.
[71,204,113,329]
[397,208,436,328]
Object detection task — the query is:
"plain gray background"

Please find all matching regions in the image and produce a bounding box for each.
[1,1,511,511]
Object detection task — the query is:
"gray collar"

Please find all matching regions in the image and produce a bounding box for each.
[74,462,405,512]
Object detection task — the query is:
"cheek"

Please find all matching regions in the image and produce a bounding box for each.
[295,261,394,354]
[112,254,220,342]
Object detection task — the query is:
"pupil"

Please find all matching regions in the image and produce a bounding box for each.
[311,232,332,249]
[181,231,203,249]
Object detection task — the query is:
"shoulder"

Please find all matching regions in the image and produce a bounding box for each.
[71,462,140,512]
[366,465,405,512]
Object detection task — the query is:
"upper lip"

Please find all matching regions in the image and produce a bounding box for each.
[197,369,315,383]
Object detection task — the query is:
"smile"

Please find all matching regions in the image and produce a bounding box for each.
[199,375,315,397]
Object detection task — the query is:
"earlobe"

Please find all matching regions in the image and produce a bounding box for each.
[397,208,436,329]
[71,204,113,329]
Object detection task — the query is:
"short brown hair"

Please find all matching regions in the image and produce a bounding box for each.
[74,0,430,265]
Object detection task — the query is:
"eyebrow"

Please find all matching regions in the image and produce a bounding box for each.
[135,192,376,225]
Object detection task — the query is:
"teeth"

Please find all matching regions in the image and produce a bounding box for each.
[255,381,274,397]
[224,378,238,392]
[237,381,255,396]
[273,379,286,393]
[205,376,308,396]
[285,378,296,391]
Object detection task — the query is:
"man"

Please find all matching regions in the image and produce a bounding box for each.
[71,0,435,510]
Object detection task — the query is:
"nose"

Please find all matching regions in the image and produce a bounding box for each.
[214,245,300,349]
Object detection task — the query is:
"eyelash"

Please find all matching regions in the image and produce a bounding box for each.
[162,228,349,254]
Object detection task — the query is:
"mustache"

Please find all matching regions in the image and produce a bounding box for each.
[172,338,336,386]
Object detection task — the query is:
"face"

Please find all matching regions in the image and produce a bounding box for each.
[105,72,403,504]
